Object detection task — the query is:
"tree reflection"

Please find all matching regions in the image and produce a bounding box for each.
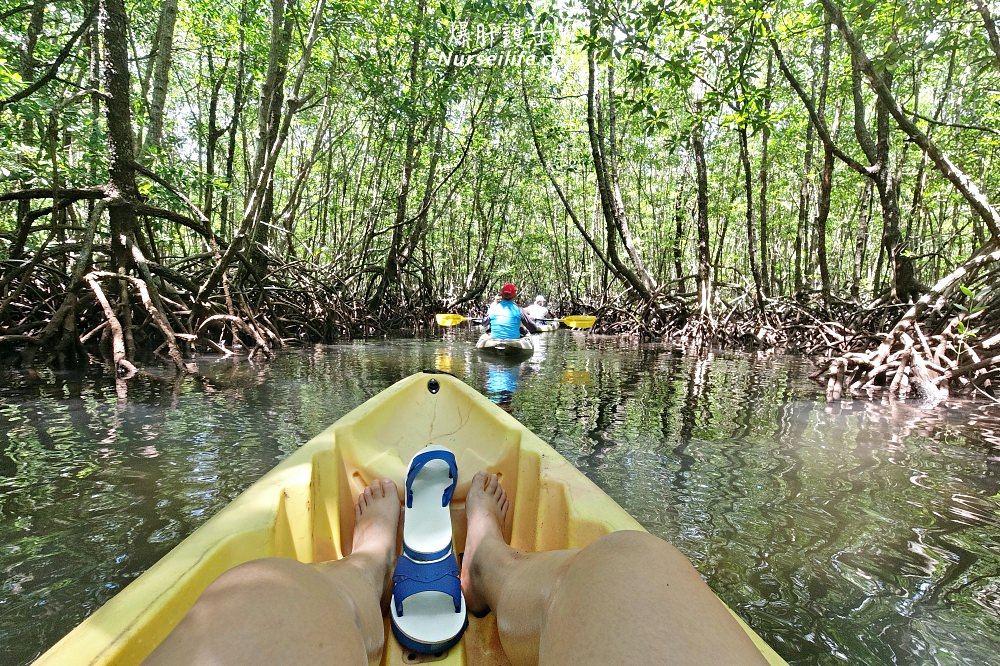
[3,341,1000,666]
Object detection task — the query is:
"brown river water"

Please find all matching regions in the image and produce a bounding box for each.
[2,331,1000,664]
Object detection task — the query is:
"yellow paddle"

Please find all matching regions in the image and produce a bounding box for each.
[435,313,483,327]
[538,315,597,330]
[435,314,597,329]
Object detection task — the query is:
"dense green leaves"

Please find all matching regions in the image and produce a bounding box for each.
[2,0,999,324]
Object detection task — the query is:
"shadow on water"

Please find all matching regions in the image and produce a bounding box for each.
[3,334,1000,665]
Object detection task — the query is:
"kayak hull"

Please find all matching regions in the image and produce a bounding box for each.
[37,371,786,665]
[475,333,534,358]
[533,319,560,332]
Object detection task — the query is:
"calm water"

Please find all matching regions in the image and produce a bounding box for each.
[2,332,1000,665]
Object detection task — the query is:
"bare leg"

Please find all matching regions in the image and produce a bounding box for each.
[461,472,768,666]
[145,479,400,666]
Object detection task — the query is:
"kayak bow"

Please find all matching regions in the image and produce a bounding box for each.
[37,371,786,665]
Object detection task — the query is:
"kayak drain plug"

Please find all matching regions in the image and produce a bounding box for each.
[427,378,440,394]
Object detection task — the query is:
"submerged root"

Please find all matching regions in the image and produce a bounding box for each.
[573,280,999,405]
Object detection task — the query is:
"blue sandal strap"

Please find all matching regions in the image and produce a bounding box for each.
[405,448,458,509]
[392,552,462,617]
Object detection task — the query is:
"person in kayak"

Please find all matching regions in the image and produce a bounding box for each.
[148,474,768,665]
[485,282,538,338]
[524,294,550,320]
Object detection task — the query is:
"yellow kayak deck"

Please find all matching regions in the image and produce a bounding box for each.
[37,371,786,665]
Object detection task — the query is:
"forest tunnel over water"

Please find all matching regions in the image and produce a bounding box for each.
[3,0,1000,398]
[5,0,1000,661]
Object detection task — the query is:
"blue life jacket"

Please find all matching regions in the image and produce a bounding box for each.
[488,300,522,339]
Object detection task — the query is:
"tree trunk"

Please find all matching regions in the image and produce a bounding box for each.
[814,21,833,309]
[246,0,294,279]
[200,0,322,300]
[522,74,616,277]
[737,125,764,311]
[219,0,248,238]
[372,0,426,310]
[846,45,910,303]
[203,51,227,223]
[852,181,872,300]
[585,6,656,304]
[815,144,834,309]
[141,0,177,156]
[691,79,712,316]
[604,45,657,295]
[758,53,773,297]
[794,115,813,296]
[9,0,47,262]
[673,189,686,294]
[975,0,1000,70]
[100,0,141,272]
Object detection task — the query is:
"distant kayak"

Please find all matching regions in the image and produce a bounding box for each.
[533,319,560,332]
[36,371,787,665]
[475,333,534,358]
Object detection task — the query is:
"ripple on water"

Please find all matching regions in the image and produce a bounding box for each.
[3,344,1000,666]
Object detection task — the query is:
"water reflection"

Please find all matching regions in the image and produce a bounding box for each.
[2,336,1000,665]
[484,360,523,411]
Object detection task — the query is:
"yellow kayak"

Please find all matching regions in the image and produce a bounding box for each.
[37,371,786,665]
[475,333,534,358]
[533,319,560,332]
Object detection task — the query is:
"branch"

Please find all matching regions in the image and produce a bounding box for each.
[146,262,199,295]
[91,268,191,373]
[520,71,616,276]
[975,0,1000,71]
[0,334,39,345]
[934,353,1000,384]
[766,29,872,177]
[902,107,1000,137]
[0,3,98,108]
[820,0,1000,239]
[84,272,137,376]
[131,160,212,227]
[70,198,112,286]
[133,203,215,240]
[873,239,1000,365]
[0,186,105,202]
[0,3,32,22]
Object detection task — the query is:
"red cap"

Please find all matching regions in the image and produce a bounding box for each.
[500,282,517,298]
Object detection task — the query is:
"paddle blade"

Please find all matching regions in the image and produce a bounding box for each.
[561,315,596,329]
[435,314,467,327]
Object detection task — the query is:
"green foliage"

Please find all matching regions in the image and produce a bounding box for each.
[1,0,998,315]
[955,284,985,339]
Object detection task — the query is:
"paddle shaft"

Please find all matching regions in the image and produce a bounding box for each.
[436,313,595,329]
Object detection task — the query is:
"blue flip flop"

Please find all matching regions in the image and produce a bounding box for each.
[390,445,468,654]
[401,445,458,561]
[390,549,467,654]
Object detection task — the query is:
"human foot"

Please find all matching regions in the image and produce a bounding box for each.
[347,479,400,599]
[461,471,510,615]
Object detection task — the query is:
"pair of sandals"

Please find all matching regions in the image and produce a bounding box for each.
[389,445,468,655]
